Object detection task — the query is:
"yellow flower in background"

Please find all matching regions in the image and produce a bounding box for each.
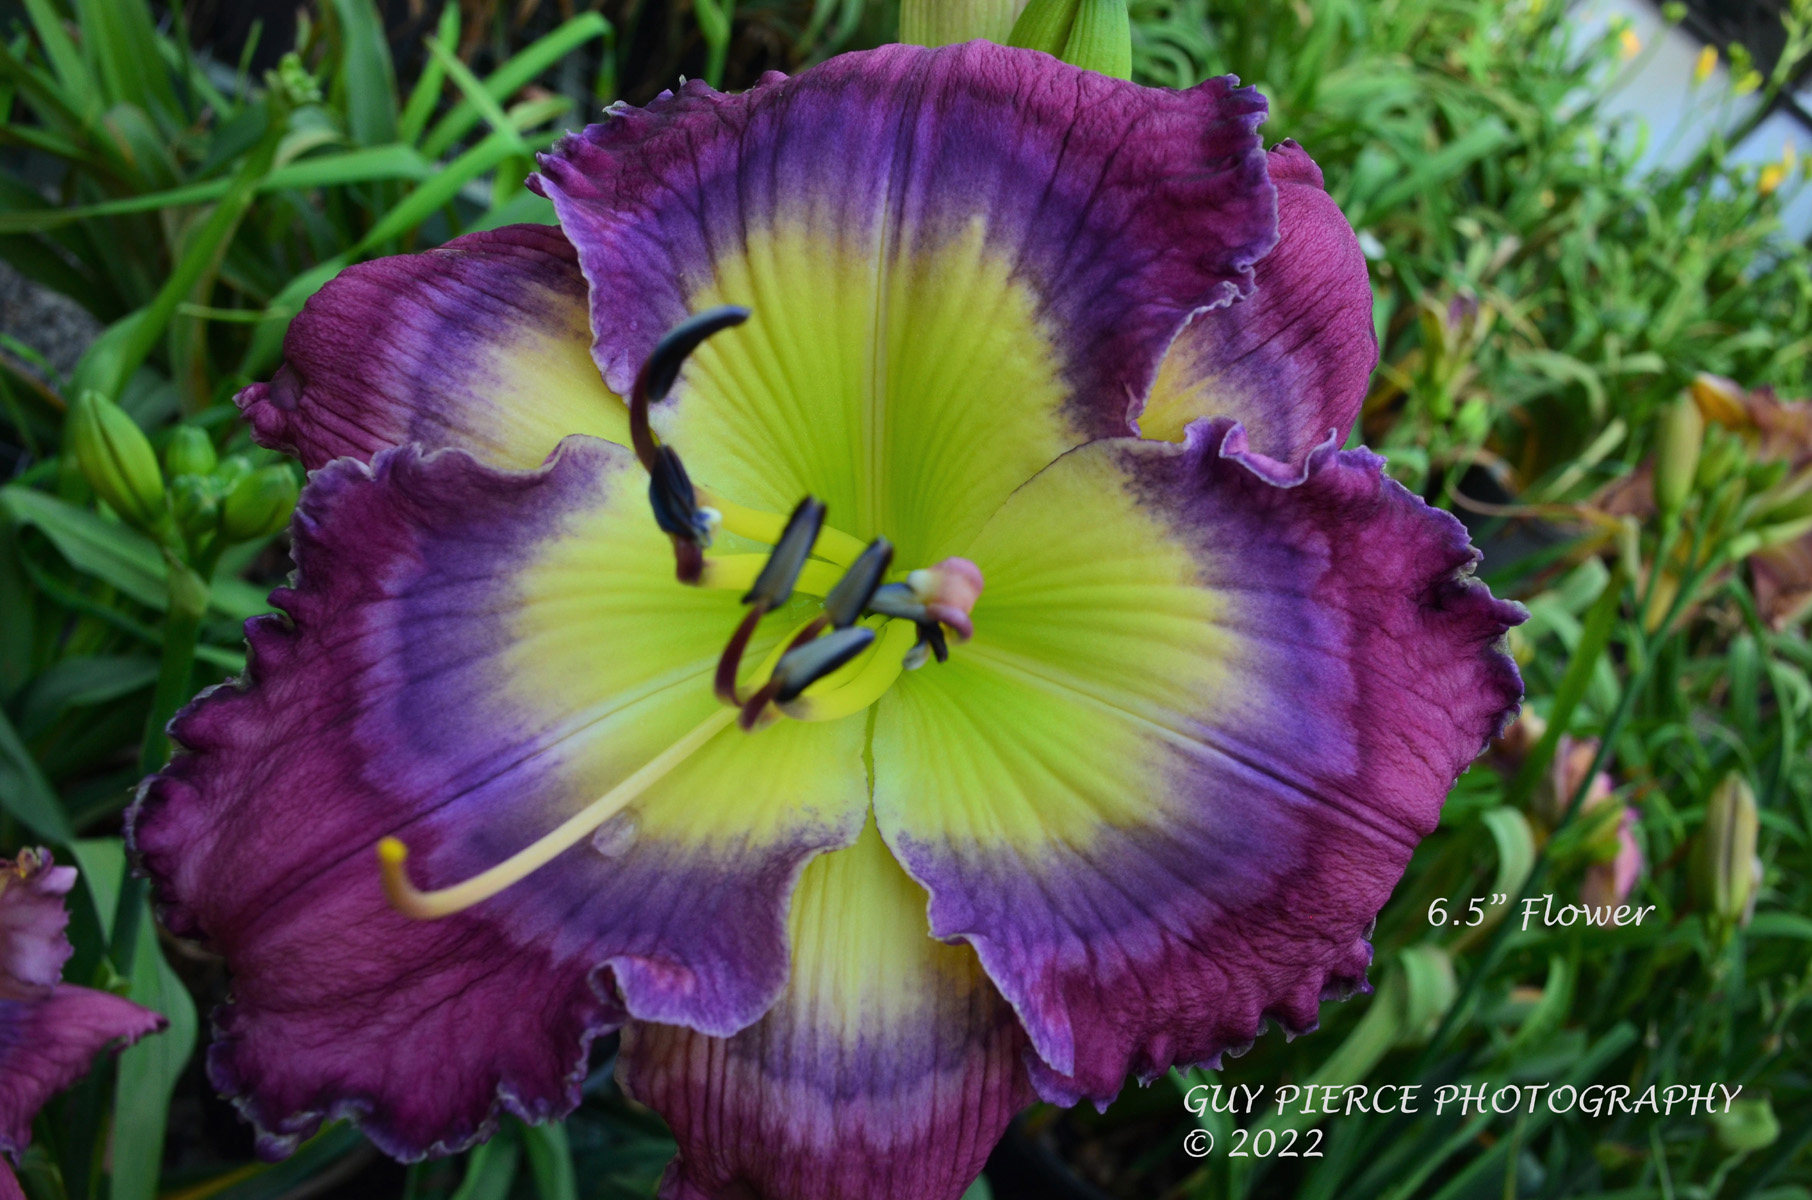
[1759,142,1795,197]
[1619,27,1642,60]
[1693,44,1718,85]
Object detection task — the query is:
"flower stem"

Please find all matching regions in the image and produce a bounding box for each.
[117,549,214,972]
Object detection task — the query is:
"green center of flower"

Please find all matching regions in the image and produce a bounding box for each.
[635,307,983,731]
[376,308,982,922]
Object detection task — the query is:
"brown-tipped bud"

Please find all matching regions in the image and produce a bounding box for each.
[1653,392,1704,518]
[220,465,299,543]
[1688,372,1748,428]
[1693,774,1760,926]
[68,391,166,532]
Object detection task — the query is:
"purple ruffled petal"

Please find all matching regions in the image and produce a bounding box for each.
[532,41,1275,556]
[128,439,868,1159]
[1142,142,1376,463]
[0,985,168,1158]
[0,853,77,990]
[872,420,1523,1106]
[0,852,165,1159]
[238,225,625,471]
[619,822,1033,1200]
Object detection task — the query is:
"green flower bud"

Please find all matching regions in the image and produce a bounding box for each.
[170,475,219,543]
[1009,0,1130,78]
[1652,391,1704,518]
[220,465,299,543]
[900,0,1026,46]
[212,455,252,492]
[164,426,218,480]
[1693,774,1759,926]
[1709,1098,1779,1154]
[1008,0,1080,55]
[1693,426,1743,494]
[67,391,167,532]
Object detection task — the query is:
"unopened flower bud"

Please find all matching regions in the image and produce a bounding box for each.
[1693,774,1759,926]
[1688,373,1747,428]
[1652,391,1704,518]
[221,465,299,543]
[1009,0,1130,79]
[1694,427,1743,494]
[67,391,167,532]
[164,426,218,480]
[170,475,219,542]
[900,0,1026,46]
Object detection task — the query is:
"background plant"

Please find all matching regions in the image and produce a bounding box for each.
[0,1,1808,1198]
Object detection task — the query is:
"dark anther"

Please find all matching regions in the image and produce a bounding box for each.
[916,620,949,665]
[823,538,892,629]
[647,445,713,583]
[746,498,826,609]
[630,306,751,471]
[717,498,825,705]
[648,446,708,541]
[865,581,928,623]
[771,626,876,704]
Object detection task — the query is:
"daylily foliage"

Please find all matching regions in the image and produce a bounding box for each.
[129,42,1522,1200]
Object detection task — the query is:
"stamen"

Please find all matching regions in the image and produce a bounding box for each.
[866,582,929,622]
[823,538,893,628]
[770,626,877,703]
[783,619,919,722]
[746,498,826,609]
[647,445,715,583]
[378,708,737,920]
[629,306,751,472]
[698,555,843,596]
[713,498,826,705]
[697,490,867,567]
[714,607,765,706]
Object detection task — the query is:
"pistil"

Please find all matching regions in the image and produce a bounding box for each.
[378,707,737,920]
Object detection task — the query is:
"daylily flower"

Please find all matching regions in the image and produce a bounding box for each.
[0,851,165,1195]
[129,43,1523,1198]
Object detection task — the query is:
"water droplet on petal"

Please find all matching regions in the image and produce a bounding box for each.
[590,811,641,859]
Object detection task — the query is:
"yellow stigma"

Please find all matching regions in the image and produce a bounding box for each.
[378,707,736,920]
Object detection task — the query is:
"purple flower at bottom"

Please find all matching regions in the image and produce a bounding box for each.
[0,851,166,1194]
[129,43,1523,1200]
